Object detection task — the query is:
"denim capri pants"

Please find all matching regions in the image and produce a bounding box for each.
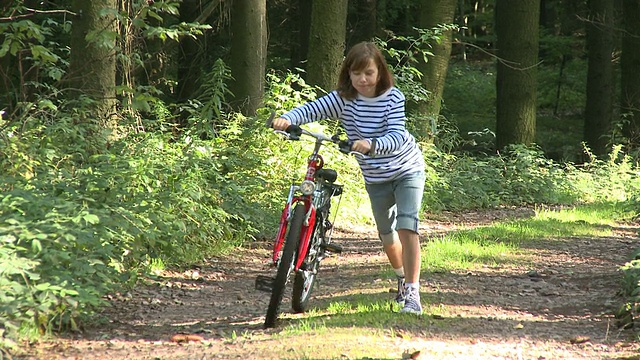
[364,171,426,240]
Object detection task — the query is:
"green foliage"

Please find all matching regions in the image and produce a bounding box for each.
[0,7,69,117]
[377,25,457,105]
[0,111,285,338]
[619,194,640,324]
[537,59,587,116]
[376,34,430,106]
[424,144,567,210]
[442,62,496,131]
[262,70,319,112]
[178,59,234,137]
[0,191,115,338]
[422,143,640,212]
[618,248,640,330]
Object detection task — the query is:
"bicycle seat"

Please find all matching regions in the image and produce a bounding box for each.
[316,168,337,183]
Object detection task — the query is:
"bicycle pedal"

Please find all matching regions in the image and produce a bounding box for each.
[254,275,275,292]
[320,243,342,254]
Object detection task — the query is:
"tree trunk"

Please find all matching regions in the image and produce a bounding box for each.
[621,0,640,145]
[177,0,202,103]
[306,0,348,92]
[69,0,118,127]
[290,0,312,71]
[495,0,540,150]
[415,0,457,122]
[229,0,267,116]
[584,0,615,156]
[347,0,378,47]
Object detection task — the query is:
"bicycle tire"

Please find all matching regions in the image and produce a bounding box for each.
[264,203,305,328]
[292,214,324,313]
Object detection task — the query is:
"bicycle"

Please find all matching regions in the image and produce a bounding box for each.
[255,113,360,328]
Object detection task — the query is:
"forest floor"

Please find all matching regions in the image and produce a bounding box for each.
[13,207,640,360]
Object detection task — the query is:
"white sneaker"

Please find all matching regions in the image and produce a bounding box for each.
[399,287,422,315]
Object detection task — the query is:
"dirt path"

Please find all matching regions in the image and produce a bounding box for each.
[17,209,640,360]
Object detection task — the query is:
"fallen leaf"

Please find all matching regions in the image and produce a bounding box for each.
[170,334,204,343]
[569,336,590,344]
[614,341,633,348]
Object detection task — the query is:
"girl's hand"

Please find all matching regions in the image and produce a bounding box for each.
[272,117,291,131]
[351,139,371,154]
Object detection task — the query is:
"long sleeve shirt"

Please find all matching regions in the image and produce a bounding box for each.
[280,87,425,184]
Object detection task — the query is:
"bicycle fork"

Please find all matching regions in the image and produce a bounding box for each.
[255,197,315,292]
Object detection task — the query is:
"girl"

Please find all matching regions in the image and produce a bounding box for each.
[272,41,426,314]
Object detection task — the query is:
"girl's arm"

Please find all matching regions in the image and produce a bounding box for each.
[280,91,345,125]
[373,91,410,155]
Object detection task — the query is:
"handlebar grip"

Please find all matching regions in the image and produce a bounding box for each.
[286,125,303,140]
[338,140,353,154]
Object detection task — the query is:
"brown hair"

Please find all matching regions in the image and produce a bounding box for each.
[337,42,394,100]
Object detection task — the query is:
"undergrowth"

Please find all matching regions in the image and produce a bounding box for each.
[616,196,640,334]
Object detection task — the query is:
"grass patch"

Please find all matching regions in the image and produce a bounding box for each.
[423,234,516,271]
[420,202,632,273]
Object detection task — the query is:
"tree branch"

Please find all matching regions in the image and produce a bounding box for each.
[453,39,543,70]
[0,8,78,22]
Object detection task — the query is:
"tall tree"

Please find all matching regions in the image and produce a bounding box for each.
[495,0,540,149]
[347,0,378,47]
[69,0,118,128]
[177,0,204,103]
[415,0,457,122]
[584,0,615,156]
[290,0,312,71]
[229,0,267,115]
[306,0,348,92]
[621,0,640,146]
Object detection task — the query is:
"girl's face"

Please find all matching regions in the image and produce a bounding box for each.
[349,59,379,98]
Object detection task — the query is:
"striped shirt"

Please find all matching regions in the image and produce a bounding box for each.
[281,87,425,184]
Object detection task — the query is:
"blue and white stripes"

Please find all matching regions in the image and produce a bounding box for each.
[281,87,425,184]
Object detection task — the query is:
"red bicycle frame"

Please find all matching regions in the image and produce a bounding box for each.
[271,154,324,271]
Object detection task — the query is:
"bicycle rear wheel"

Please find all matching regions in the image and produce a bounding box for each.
[264,203,305,328]
[292,262,318,313]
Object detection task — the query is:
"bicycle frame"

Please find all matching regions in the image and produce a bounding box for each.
[271,151,323,271]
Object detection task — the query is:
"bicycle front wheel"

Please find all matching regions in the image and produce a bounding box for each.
[264,203,305,328]
[292,218,323,313]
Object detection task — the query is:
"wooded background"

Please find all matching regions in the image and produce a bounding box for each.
[3,0,640,340]
[2,0,639,157]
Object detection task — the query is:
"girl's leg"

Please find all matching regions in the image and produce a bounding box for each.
[383,239,403,270]
[365,182,400,271]
[392,171,425,285]
[397,229,420,284]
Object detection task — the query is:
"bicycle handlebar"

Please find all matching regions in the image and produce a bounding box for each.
[266,112,363,156]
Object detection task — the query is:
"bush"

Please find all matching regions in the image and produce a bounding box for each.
[423,143,640,212]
